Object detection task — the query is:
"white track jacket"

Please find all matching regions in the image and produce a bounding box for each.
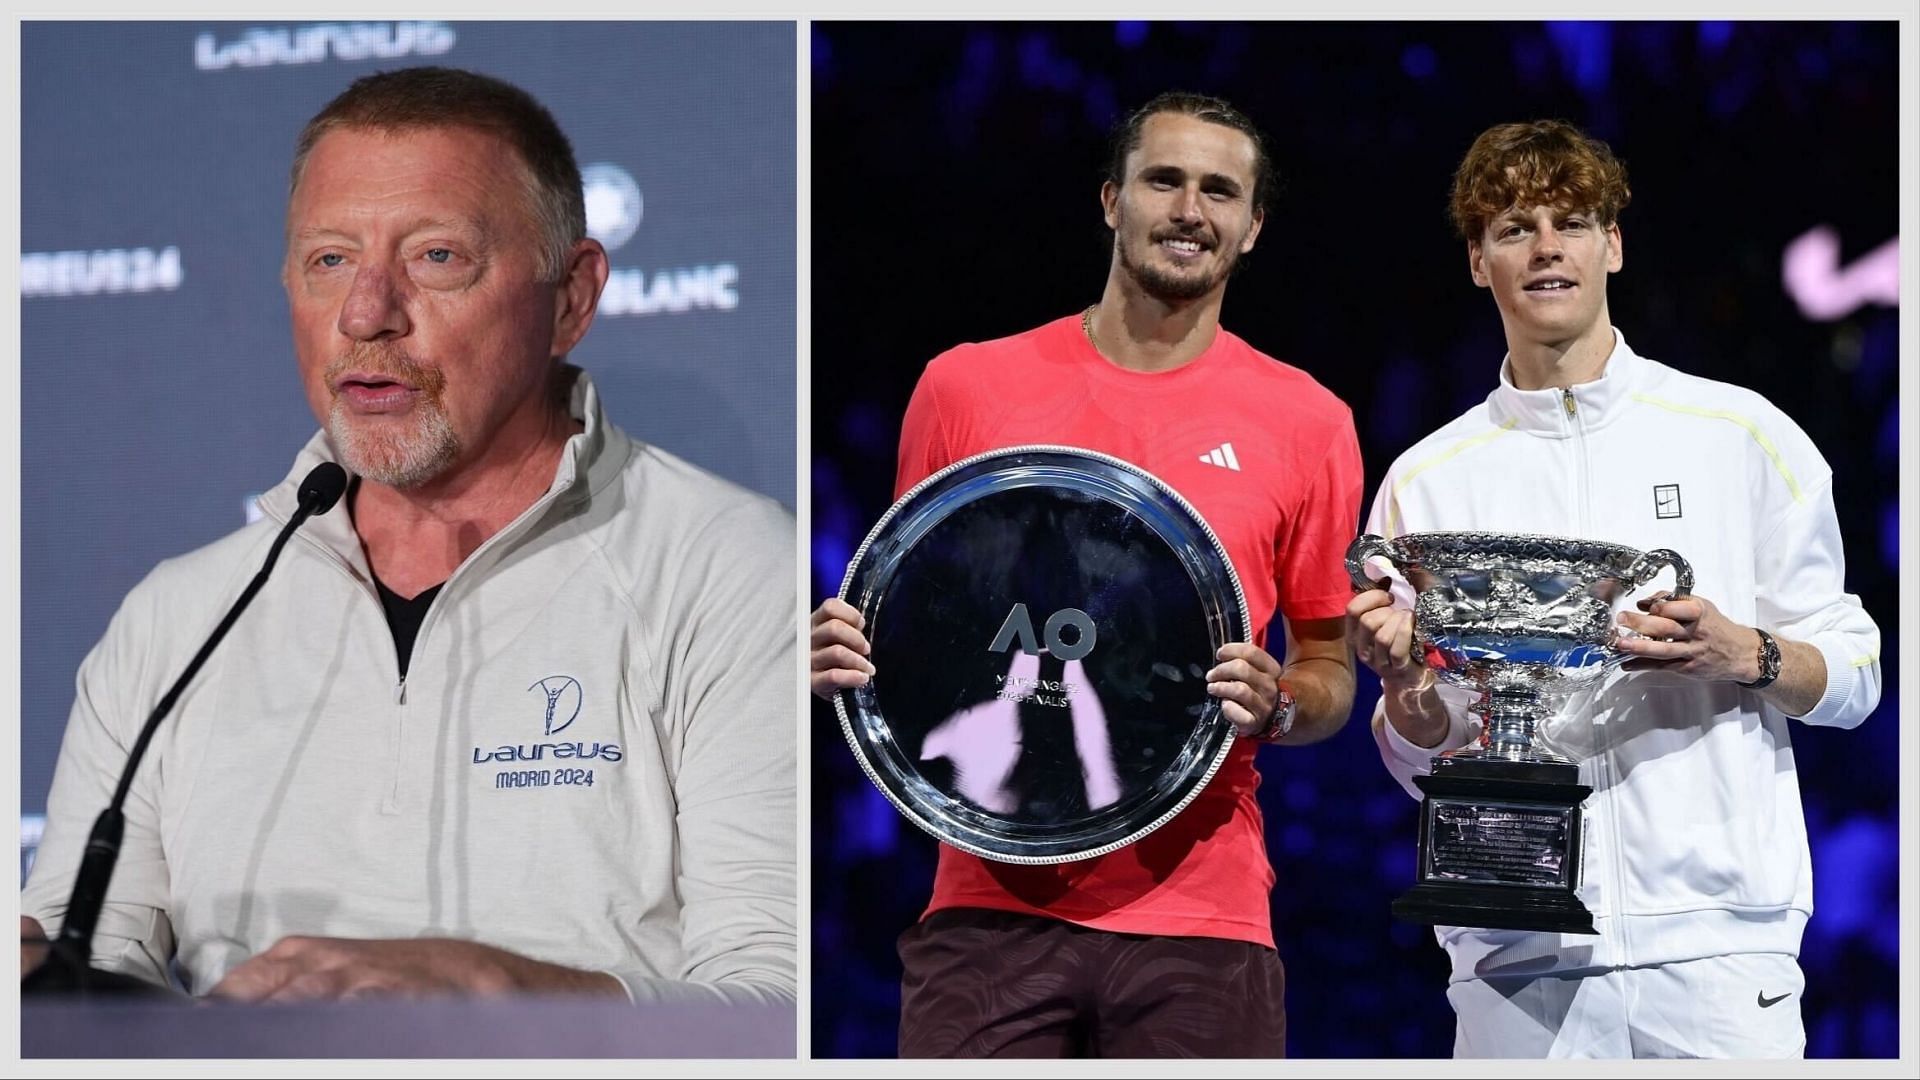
[23,370,797,1005]
[1368,332,1880,983]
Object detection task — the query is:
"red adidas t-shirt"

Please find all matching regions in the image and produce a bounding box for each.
[895,313,1364,947]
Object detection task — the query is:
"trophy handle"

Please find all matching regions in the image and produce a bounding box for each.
[1345,534,1394,592]
[1628,548,1694,599]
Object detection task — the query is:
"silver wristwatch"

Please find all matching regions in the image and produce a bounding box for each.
[1738,627,1782,690]
[1259,683,1298,741]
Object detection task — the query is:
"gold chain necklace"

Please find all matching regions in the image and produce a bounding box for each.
[1081,304,1098,347]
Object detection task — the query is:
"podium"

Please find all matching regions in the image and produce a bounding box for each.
[22,996,794,1058]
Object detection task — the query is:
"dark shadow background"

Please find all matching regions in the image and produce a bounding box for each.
[810,21,1901,1058]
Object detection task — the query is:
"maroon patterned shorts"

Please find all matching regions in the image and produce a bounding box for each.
[897,908,1287,1058]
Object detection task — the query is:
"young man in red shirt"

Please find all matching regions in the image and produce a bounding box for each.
[811,92,1363,1057]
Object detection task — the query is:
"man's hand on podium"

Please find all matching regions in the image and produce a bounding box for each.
[21,916,49,979]
[208,936,626,1002]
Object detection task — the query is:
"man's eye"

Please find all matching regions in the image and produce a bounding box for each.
[316,253,345,268]
[424,248,454,264]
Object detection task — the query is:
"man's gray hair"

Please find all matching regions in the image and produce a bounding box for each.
[289,66,585,283]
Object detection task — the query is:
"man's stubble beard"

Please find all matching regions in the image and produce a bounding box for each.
[328,399,461,489]
[1113,208,1244,304]
[322,347,462,490]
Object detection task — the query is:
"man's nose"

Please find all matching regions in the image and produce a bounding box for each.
[337,263,410,341]
[1170,184,1205,224]
[1530,225,1564,265]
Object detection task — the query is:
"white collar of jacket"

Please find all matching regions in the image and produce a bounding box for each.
[252,364,622,573]
[1487,328,1649,438]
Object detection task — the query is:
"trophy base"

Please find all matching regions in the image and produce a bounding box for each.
[1391,882,1597,935]
[1396,756,1598,936]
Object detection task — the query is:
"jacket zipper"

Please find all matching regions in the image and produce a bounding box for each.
[270,472,575,686]
[262,468,581,811]
[282,529,406,686]
[1565,389,1591,536]
[255,526,411,810]
[1565,384,1630,966]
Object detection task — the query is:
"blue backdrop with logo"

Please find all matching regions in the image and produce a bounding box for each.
[19,22,795,829]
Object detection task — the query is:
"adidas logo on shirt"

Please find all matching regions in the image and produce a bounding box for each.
[1198,442,1241,471]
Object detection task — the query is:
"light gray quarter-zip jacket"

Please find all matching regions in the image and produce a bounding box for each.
[1367,331,1881,983]
[24,369,797,1005]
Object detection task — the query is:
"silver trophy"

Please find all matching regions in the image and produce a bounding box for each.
[1346,531,1692,934]
[838,446,1248,864]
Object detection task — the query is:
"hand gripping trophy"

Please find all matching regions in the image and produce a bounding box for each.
[1346,532,1692,933]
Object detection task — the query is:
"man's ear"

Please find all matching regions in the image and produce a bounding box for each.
[1240,206,1264,254]
[550,238,610,358]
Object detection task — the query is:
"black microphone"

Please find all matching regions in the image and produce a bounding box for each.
[23,462,350,996]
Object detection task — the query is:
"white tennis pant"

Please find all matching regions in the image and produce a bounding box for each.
[1447,953,1805,1058]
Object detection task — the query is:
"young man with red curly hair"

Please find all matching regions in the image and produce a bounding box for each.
[1346,120,1880,1057]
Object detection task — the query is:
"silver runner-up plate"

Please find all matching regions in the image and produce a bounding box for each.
[835,445,1249,864]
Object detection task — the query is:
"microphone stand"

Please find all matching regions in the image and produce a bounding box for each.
[23,463,349,996]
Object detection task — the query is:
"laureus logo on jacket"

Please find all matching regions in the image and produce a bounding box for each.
[530,675,582,736]
[471,675,624,789]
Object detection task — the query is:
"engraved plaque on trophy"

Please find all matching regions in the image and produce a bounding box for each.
[1347,532,1693,934]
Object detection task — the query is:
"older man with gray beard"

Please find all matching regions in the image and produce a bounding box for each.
[21,67,796,1007]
